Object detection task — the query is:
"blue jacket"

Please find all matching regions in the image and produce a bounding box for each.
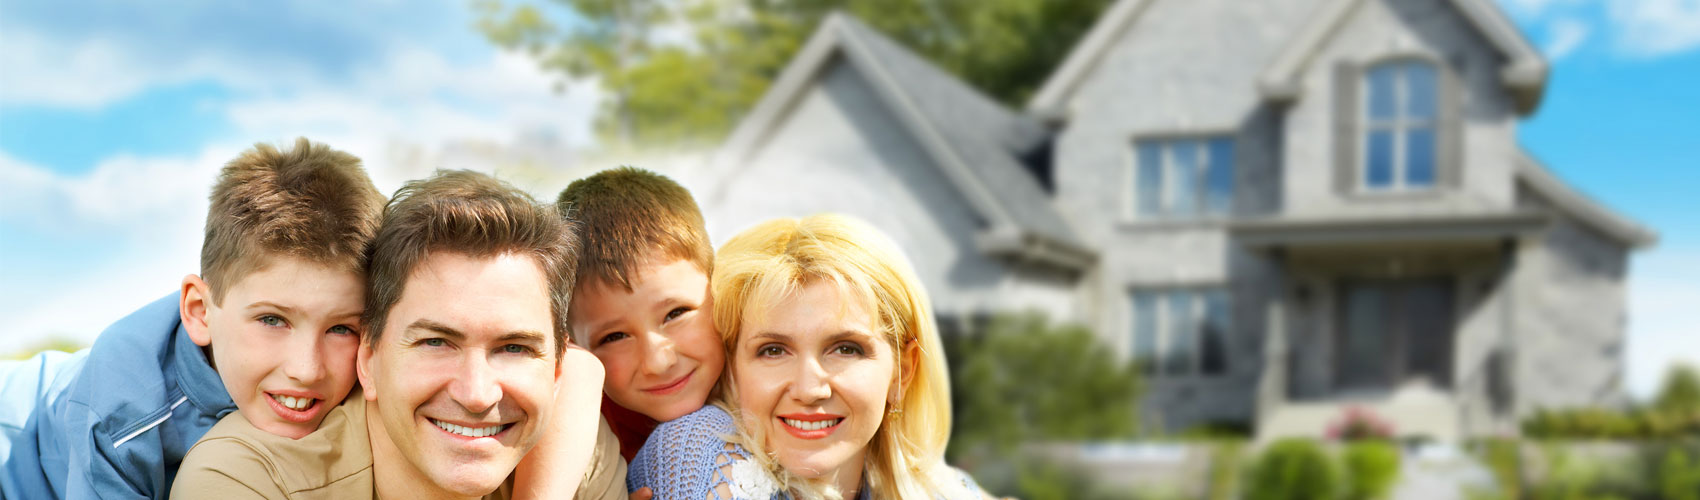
[3,292,235,500]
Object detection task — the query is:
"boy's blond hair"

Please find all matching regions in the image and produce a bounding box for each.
[363,170,581,354]
[555,167,712,307]
[201,138,386,304]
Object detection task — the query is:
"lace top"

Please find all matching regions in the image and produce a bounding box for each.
[627,406,985,500]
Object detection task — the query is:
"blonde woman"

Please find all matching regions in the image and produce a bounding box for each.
[627,214,989,499]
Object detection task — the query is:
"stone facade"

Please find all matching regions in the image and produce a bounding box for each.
[701,0,1653,439]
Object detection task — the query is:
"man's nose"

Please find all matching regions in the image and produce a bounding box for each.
[449,353,503,413]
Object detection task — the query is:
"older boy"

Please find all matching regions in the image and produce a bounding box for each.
[555,167,724,460]
[2,138,386,499]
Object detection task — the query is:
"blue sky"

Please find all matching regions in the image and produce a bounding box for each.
[0,0,1695,398]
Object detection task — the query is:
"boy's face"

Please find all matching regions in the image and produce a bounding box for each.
[570,257,723,422]
[193,255,363,439]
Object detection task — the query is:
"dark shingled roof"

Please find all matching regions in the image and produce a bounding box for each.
[827,13,1085,249]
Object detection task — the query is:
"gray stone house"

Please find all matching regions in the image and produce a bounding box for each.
[694,0,1656,441]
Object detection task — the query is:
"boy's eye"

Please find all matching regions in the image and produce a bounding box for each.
[831,342,865,357]
[259,315,286,328]
[663,307,690,323]
[756,344,786,358]
[328,325,356,336]
[501,344,535,355]
[596,332,629,347]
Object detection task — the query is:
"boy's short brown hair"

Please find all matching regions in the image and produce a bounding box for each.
[554,167,712,299]
[363,170,580,353]
[202,138,385,303]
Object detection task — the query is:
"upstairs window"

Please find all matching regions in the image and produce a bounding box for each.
[1362,60,1438,190]
[1131,288,1230,377]
[1134,137,1234,217]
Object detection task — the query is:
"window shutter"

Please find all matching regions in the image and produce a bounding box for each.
[1437,60,1465,189]
[1333,62,1361,194]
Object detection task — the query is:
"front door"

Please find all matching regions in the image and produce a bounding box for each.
[1336,279,1455,392]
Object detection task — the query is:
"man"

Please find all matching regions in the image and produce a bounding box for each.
[172,169,625,500]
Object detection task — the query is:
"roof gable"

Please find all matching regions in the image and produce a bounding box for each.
[1257,0,1547,114]
[1515,151,1657,248]
[1026,0,1158,116]
[718,12,1093,268]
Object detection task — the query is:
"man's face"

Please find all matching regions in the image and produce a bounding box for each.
[196,255,363,439]
[570,258,723,422]
[358,251,560,497]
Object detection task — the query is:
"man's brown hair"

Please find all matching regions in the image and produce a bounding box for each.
[554,167,711,302]
[363,169,580,354]
[201,137,385,303]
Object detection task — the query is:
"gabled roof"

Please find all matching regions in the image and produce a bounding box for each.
[1029,0,1549,116]
[719,12,1094,269]
[1026,0,1157,117]
[1258,0,1547,114]
[1515,150,1657,248]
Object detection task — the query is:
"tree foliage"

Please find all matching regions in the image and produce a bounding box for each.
[941,313,1140,461]
[1655,363,1700,414]
[475,0,1115,148]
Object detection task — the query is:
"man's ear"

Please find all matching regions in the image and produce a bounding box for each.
[357,340,378,400]
[889,338,921,406]
[181,275,214,347]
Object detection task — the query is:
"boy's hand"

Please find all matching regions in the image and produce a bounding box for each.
[629,487,654,500]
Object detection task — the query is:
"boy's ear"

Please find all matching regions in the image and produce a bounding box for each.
[888,338,921,407]
[357,340,378,401]
[180,274,214,347]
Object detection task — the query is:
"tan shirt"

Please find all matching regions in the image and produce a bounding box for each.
[170,389,627,500]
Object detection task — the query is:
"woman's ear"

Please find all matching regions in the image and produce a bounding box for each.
[181,275,214,347]
[888,338,921,406]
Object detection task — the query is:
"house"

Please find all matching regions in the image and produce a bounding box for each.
[695,0,1656,441]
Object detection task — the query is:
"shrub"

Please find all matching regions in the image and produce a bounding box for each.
[1247,439,1338,500]
[1660,447,1700,500]
[1655,364,1700,415]
[1327,406,1394,441]
[1342,441,1401,500]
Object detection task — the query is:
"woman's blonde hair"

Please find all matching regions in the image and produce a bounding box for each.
[711,214,955,500]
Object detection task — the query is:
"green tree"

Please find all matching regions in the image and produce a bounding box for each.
[1655,363,1700,414]
[475,0,1115,148]
[942,313,1141,463]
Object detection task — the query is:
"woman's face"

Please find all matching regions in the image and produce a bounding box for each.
[733,280,896,487]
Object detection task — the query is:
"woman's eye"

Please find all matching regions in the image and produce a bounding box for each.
[756,345,786,358]
[596,332,629,347]
[258,315,285,327]
[663,307,690,322]
[832,343,865,356]
[328,325,356,336]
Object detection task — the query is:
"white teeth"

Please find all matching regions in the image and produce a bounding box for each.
[433,419,505,438]
[782,418,842,431]
[271,394,313,411]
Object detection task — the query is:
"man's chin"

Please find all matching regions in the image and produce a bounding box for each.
[430,465,517,497]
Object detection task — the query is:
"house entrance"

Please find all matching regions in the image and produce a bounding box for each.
[1336,278,1454,392]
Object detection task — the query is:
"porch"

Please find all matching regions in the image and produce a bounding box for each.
[1231,211,1546,442]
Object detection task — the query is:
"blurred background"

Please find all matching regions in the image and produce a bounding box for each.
[2,0,1697,498]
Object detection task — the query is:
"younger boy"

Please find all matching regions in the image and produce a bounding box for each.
[1,138,386,499]
[554,167,724,460]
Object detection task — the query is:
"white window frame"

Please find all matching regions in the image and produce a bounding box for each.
[1128,136,1234,219]
[1360,59,1439,192]
[1130,288,1229,378]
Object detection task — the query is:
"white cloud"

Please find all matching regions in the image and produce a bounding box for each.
[1543,17,1593,60]
[1608,0,1700,56]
